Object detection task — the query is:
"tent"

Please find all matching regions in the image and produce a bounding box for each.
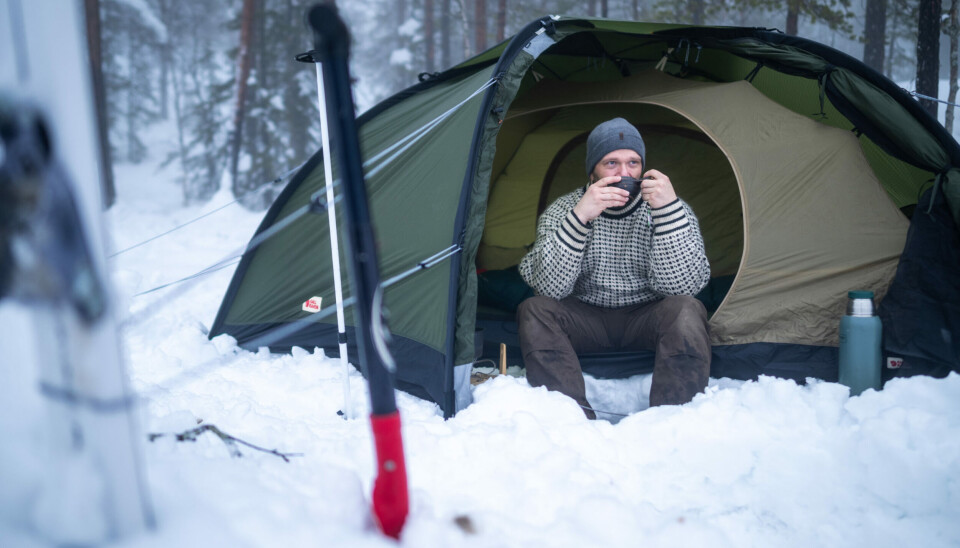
[210,16,960,417]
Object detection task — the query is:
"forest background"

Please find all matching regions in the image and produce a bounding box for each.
[92,0,959,210]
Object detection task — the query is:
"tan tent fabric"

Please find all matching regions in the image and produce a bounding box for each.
[484,70,908,347]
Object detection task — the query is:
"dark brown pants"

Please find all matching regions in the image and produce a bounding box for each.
[517,295,711,418]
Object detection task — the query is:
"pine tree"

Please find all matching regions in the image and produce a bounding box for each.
[884,0,919,81]
[150,0,234,204]
[350,0,425,103]
[724,0,855,36]
[864,0,888,72]
[916,0,942,117]
[232,0,320,210]
[101,0,162,164]
[690,0,705,24]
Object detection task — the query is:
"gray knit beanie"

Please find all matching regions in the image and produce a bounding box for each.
[585,118,646,175]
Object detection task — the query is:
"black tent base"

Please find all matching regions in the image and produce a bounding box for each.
[223,322,453,412]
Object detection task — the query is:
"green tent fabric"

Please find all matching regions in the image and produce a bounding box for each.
[211,16,960,417]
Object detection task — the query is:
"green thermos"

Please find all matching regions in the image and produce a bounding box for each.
[838,290,882,396]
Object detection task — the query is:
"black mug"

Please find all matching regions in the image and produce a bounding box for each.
[609,176,650,200]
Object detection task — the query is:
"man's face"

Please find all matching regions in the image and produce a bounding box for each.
[591,149,643,182]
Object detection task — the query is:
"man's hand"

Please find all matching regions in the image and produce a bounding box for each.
[639,169,677,209]
[572,176,630,223]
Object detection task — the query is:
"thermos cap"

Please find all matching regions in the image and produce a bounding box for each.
[846,290,875,316]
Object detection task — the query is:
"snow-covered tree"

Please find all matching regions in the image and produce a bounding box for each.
[101,0,162,164]
[152,0,234,204]
[230,0,320,210]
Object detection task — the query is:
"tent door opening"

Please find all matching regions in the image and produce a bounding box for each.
[475,100,745,376]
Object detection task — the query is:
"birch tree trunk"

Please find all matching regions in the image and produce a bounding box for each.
[458,0,472,58]
[947,0,959,132]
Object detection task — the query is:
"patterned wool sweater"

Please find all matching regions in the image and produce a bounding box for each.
[519,187,711,308]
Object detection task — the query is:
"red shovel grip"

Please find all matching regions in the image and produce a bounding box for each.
[370,412,408,538]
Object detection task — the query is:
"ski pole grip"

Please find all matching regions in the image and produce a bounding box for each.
[307,4,350,58]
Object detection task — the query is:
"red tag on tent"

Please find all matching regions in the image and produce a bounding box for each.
[302,296,322,313]
[886,357,903,369]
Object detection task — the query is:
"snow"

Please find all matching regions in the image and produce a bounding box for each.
[3,89,960,548]
[398,18,420,38]
[390,48,413,67]
[116,0,167,43]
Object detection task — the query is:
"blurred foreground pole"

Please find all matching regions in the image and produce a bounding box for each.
[0,0,154,543]
[306,3,409,539]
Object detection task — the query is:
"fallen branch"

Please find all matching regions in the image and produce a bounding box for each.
[148,423,303,463]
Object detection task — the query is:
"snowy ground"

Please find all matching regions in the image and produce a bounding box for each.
[3,108,960,547]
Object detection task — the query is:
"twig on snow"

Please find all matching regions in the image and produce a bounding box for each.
[148,423,303,463]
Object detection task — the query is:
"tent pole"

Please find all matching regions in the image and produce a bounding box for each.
[313,61,354,420]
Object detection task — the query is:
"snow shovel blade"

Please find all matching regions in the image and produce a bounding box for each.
[306,3,409,539]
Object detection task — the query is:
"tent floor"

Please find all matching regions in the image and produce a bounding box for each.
[475,306,840,384]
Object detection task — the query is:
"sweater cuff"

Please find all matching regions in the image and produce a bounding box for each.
[554,209,591,252]
[650,199,689,236]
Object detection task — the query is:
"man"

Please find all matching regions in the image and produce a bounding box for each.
[517,117,711,419]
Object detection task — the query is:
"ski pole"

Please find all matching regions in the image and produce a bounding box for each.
[300,37,354,420]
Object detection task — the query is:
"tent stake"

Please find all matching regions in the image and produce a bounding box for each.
[499,343,507,375]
